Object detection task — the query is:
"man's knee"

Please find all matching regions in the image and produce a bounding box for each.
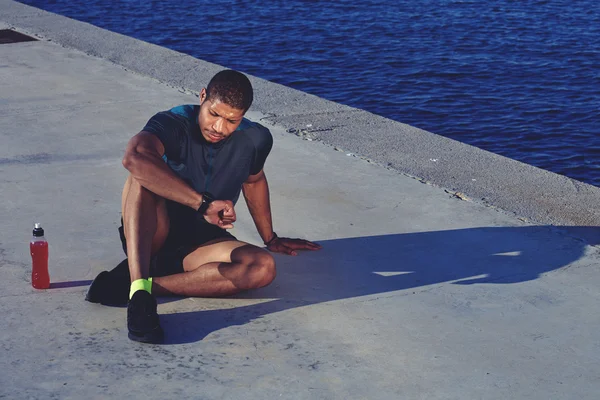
[127,176,155,199]
[243,250,276,290]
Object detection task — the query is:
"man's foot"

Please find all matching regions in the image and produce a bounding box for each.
[85,259,130,306]
[127,290,164,344]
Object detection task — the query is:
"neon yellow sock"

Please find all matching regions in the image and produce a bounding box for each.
[129,277,153,299]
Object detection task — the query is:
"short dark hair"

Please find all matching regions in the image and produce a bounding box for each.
[206,70,253,111]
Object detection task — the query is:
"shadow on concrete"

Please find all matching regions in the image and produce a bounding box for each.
[50,279,92,289]
[160,225,597,345]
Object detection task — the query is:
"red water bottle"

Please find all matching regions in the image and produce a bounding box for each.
[30,223,50,289]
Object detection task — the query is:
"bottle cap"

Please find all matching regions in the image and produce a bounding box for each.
[33,223,44,237]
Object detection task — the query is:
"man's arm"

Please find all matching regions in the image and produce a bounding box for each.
[122,131,203,211]
[123,131,235,228]
[242,169,275,243]
[243,169,321,255]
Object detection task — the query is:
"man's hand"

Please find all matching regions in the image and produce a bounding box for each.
[204,200,236,229]
[266,236,322,256]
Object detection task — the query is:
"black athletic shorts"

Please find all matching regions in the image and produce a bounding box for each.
[118,203,236,277]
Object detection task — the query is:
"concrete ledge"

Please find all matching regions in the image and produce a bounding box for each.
[2,0,598,235]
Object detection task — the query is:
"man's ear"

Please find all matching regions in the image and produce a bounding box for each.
[199,88,207,104]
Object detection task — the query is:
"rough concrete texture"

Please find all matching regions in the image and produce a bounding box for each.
[1,2,599,399]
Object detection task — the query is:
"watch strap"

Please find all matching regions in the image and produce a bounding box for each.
[264,232,278,246]
[197,192,214,215]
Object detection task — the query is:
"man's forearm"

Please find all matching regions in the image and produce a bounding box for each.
[242,175,275,243]
[123,150,202,211]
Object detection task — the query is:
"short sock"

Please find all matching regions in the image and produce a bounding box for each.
[129,277,153,300]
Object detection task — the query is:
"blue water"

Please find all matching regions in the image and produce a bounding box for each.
[19,0,600,185]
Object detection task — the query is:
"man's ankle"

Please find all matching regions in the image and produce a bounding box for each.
[129,278,153,299]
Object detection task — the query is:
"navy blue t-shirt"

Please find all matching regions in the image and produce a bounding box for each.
[142,104,273,225]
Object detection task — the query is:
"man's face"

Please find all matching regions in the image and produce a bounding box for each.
[198,88,245,143]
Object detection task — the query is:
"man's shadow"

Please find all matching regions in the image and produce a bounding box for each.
[160,225,597,344]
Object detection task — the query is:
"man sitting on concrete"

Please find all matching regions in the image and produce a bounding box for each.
[86,69,321,343]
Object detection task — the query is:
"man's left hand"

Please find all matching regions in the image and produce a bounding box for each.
[266,237,322,256]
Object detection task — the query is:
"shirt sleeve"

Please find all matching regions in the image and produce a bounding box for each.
[248,123,274,175]
[142,111,188,162]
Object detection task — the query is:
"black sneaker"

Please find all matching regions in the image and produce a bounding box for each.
[85,259,130,306]
[127,290,164,344]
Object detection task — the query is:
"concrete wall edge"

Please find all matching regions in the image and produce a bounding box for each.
[2,0,598,245]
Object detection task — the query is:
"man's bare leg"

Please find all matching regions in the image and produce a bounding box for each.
[122,176,276,298]
[121,175,169,282]
[121,175,171,343]
[152,240,276,297]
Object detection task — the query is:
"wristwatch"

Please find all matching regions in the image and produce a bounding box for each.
[197,192,215,215]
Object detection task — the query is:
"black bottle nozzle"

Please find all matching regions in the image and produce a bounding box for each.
[33,223,44,237]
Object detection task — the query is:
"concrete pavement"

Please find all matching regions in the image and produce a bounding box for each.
[1,2,599,399]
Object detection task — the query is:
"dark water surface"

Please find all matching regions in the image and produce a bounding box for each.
[18,0,600,185]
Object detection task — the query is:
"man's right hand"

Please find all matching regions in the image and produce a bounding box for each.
[203,200,236,229]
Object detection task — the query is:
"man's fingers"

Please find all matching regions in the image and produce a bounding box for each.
[266,238,320,255]
[220,215,236,224]
[272,243,297,256]
[285,239,322,250]
[284,244,297,256]
[299,240,321,250]
[212,201,236,227]
[225,213,237,223]
[222,205,236,221]
[220,212,235,221]
[217,219,234,229]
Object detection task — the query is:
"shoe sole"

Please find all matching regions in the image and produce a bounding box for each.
[128,326,164,344]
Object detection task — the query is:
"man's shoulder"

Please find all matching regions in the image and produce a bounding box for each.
[236,118,271,136]
[233,118,273,155]
[143,105,199,153]
[145,105,197,135]
[166,105,199,121]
